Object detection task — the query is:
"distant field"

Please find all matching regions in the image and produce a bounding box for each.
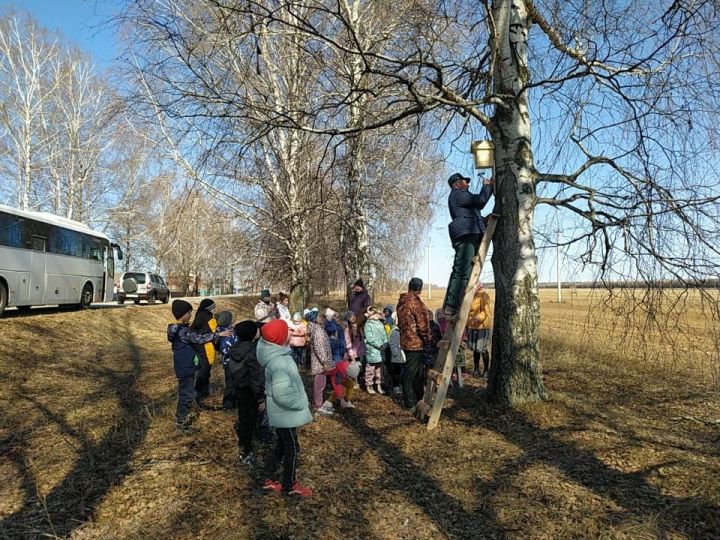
[0,292,718,539]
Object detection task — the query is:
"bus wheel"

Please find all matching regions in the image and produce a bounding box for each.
[0,282,7,316]
[80,283,93,309]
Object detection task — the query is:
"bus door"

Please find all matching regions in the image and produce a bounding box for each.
[103,245,115,302]
[28,236,47,304]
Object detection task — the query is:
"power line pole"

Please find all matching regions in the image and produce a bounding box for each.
[556,229,562,303]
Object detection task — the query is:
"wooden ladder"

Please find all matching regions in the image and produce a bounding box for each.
[417,215,498,430]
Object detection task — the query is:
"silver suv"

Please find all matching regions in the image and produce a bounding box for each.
[117,272,170,304]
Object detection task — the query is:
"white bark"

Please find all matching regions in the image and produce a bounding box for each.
[488,0,546,404]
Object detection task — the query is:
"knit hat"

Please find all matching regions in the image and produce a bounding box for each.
[215,310,232,327]
[235,320,258,342]
[325,307,337,320]
[293,311,302,322]
[198,298,216,312]
[353,279,364,288]
[261,319,289,346]
[306,310,318,323]
[409,277,423,292]
[383,304,394,315]
[346,361,360,380]
[260,288,271,299]
[171,299,193,320]
[448,172,470,187]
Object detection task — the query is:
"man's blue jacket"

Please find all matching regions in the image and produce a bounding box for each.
[447,184,494,242]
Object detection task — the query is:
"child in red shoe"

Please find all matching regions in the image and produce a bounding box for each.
[256,319,314,497]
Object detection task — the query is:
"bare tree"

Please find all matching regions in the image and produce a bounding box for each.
[0,12,60,209]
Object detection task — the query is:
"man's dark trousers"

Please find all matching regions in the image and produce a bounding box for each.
[444,233,481,312]
[402,350,426,409]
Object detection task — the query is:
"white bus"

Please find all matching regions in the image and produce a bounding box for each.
[0,204,123,316]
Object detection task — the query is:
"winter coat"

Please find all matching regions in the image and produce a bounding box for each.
[344,324,365,360]
[277,303,291,322]
[324,319,346,361]
[256,338,312,428]
[448,184,493,242]
[307,321,334,375]
[190,309,218,365]
[396,291,432,351]
[388,326,405,364]
[167,323,216,378]
[254,300,277,323]
[217,326,236,365]
[229,340,265,401]
[467,290,492,330]
[348,289,371,319]
[326,360,351,399]
[364,319,388,364]
[288,321,307,348]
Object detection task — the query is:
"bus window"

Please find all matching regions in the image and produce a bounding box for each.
[0,212,24,247]
[32,236,47,251]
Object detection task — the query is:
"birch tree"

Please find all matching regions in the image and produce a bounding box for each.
[0,12,59,209]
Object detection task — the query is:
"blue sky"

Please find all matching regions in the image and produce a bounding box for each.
[3,0,578,288]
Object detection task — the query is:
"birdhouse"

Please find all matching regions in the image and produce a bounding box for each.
[471,140,494,169]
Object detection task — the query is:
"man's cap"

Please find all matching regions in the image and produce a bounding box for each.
[260,288,271,298]
[448,173,470,187]
[171,299,193,320]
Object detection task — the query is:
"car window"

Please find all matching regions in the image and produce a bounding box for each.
[123,272,146,284]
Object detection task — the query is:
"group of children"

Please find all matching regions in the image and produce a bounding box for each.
[166,284,492,499]
[168,299,314,497]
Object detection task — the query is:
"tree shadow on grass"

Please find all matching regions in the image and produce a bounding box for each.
[339,411,509,540]
[0,323,151,538]
[442,390,720,539]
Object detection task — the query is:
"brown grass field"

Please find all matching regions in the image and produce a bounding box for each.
[0,290,718,539]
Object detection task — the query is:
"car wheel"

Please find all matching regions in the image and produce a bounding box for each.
[117,298,125,305]
[148,293,156,305]
[163,291,170,304]
[80,283,93,309]
[0,282,8,317]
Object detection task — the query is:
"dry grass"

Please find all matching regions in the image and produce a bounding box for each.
[0,293,718,539]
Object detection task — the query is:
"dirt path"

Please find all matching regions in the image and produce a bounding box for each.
[1,297,718,539]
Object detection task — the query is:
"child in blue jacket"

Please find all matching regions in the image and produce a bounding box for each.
[168,300,231,434]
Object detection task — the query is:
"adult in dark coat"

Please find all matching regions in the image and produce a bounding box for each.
[442,173,494,320]
[348,279,372,325]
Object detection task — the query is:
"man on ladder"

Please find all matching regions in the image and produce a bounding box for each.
[417,171,496,429]
[442,172,495,322]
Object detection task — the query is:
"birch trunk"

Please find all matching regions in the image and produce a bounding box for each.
[487,0,547,405]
